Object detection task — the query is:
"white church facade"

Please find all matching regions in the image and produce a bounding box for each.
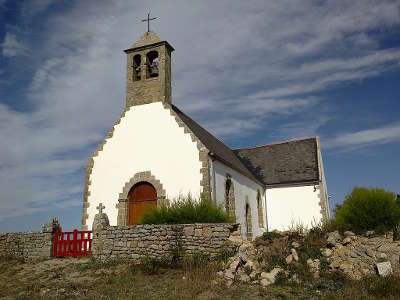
[81,31,330,239]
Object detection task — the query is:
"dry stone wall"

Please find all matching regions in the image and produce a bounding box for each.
[323,231,400,279]
[0,218,60,259]
[92,212,236,260]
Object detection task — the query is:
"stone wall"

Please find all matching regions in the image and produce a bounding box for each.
[0,218,60,259]
[92,212,236,260]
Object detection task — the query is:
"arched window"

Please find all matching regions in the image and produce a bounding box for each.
[257,190,264,228]
[132,54,141,81]
[245,201,253,240]
[146,50,159,78]
[225,175,236,221]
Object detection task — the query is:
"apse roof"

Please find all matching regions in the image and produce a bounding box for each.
[234,138,320,186]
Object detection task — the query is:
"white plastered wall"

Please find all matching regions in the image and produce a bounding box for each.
[86,102,202,228]
[211,159,266,239]
[266,185,323,231]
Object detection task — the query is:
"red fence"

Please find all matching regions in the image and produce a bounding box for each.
[53,229,92,258]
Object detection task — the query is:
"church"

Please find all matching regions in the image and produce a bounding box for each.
[81,30,330,240]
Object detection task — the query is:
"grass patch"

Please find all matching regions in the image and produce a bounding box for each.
[140,195,232,224]
[76,257,120,271]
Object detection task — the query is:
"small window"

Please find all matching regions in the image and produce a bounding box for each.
[132,54,141,81]
[257,190,264,228]
[146,50,159,78]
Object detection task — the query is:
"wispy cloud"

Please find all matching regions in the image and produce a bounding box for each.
[326,123,400,149]
[1,33,26,58]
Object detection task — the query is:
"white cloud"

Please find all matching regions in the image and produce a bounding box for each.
[326,123,400,149]
[1,33,26,57]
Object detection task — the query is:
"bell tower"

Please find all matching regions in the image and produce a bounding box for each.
[124,31,174,108]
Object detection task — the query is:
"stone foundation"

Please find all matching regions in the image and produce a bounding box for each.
[92,212,237,260]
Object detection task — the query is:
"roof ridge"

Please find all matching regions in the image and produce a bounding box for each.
[233,136,318,151]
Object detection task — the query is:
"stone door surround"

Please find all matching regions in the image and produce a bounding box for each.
[116,171,166,226]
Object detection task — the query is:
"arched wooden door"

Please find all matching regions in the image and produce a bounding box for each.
[128,182,157,225]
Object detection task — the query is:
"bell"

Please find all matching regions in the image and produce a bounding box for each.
[150,64,159,77]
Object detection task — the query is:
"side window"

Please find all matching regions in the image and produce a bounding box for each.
[225,175,236,221]
[257,190,264,228]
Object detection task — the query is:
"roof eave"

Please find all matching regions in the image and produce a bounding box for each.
[210,153,265,187]
[124,41,175,53]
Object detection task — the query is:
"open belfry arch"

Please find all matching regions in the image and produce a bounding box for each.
[82,21,330,239]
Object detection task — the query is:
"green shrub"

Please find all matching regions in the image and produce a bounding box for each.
[182,252,210,270]
[217,247,237,264]
[138,256,171,274]
[261,231,280,241]
[333,187,400,233]
[140,195,232,224]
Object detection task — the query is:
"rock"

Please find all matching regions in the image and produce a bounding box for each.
[261,267,283,285]
[285,254,293,264]
[260,278,272,287]
[291,248,299,261]
[216,271,223,278]
[224,270,235,280]
[366,249,375,258]
[376,252,387,260]
[229,258,240,272]
[344,231,355,237]
[366,231,375,237]
[322,248,333,257]
[377,261,392,277]
[327,231,342,246]
[239,274,250,282]
[244,260,254,269]
[228,235,243,246]
[339,262,353,272]
[291,241,301,248]
[306,258,313,268]
[226,280,233,287]
[249,271,257,280]
[342,237,352,245]
[239,241,254,252]
[330,259,341,269]
[238,251,248,264]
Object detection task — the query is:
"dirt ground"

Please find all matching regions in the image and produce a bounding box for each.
[0,256,318,300]
[0,256,399,300]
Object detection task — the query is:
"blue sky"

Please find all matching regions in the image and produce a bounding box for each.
[0,0,399,232]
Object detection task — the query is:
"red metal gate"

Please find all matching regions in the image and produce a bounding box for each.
[53,229,92,258]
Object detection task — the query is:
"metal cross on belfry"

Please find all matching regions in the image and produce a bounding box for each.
[96,203,105,214]
[142,12,157,32]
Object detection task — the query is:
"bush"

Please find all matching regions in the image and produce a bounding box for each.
[140,195,232,224]
[334,187,400,233]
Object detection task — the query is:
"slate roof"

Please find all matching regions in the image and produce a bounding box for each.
[171,105,259,183]
[234,138,320,186]
[172,105,319,187]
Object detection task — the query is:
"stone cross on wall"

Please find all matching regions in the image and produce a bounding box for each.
[96,203,105,214]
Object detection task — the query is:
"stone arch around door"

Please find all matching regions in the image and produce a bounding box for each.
[116,171,166,226]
